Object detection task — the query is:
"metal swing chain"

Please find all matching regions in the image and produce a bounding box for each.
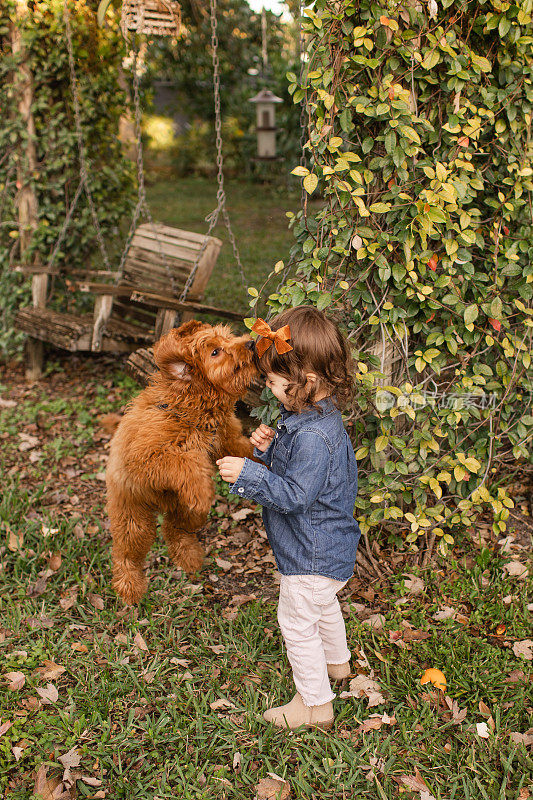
[44,176,85,273]
[115,32,178,295]
[179,0,246,303]
[63,0,111,271]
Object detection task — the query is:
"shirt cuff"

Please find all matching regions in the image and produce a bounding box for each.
[253,444,272,464]
[229,457,268,498]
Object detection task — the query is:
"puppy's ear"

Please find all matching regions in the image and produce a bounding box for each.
[174,320,206,338]
[153,328,193,382]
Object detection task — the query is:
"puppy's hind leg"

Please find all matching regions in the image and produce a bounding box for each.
[162,507,205,576]
[109,496,157,605]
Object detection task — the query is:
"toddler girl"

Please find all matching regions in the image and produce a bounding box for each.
[217,306,361,730]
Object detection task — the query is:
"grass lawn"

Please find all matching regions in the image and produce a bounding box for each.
[1,358,532,799]
[145,177,301,317]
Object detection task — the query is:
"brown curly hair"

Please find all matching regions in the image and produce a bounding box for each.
[255,306,354,413]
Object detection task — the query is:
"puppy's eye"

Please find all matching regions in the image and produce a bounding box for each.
[211,348,221,357]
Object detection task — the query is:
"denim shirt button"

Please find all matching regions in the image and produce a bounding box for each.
[238,487,244,493]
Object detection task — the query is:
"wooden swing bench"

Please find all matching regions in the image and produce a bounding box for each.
[14,222,243,380]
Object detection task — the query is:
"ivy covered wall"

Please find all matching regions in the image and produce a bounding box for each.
[251,0,533,555]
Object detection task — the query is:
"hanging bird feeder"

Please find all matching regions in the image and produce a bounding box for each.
[121,0,181,37]
[249,88,283,160]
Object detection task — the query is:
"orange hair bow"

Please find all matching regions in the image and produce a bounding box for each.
[251,318,293,358]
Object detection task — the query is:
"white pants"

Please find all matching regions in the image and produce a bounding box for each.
[277,574,351,707]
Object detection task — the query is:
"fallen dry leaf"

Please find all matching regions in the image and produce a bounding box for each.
[256,775,291,800]
[134,632,149,651]
[479,700,491,717]
[87,593,104,611]
[33,764,63,800]
[170,657,190,668]
[503,561,529,579]
[208,644,226,655]
[433,606,456,621]
[58,747,81,771]
[0,396,16,408]
[444,696,467,725]
[403,573,425,595]
[36,683,59,704]
[362,613,385,631]
[510,730,533,746]
[399,771,429,793]
[36,661,66,681]
[71,642,89,653]
[0,719,13,737]
[340,675,386,707]
[5,671,25,691]
[210,697,236,711]
[231,507,255,521]
[356,713,396,733]
[513,640,533,661]
[7,529,24,552]
[232,752,242,772]
[505,669,527,683]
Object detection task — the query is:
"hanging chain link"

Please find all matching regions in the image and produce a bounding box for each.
[115,33,177,294]
[63,0,111,270]
[179,0,246,302]
[44,176,85,273]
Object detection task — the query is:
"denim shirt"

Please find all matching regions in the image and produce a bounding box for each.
[230,397,361,581]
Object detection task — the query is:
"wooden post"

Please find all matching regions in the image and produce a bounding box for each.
[11,0,45,380]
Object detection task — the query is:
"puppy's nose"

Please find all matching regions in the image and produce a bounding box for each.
[245,339,255,351]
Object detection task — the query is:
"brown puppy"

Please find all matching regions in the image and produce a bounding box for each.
[106,320,257,604]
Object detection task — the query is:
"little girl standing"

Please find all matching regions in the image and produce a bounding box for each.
[217,306,361,730]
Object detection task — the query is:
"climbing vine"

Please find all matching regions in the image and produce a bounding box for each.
[0,0,135,357]
[250,0,533,556]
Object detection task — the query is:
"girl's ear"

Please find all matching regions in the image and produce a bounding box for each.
[305,372,318,384]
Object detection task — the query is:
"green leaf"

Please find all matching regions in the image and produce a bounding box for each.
[499,16,511,37]
[97,0,115,26]
[464,304,479,325]
[316,291,332,310]
[291,166,310,177]
[303,173,319,194]
[375,435,389,452]
[490,297,502,318]
[422,50,440,70]
[369,202,391,213]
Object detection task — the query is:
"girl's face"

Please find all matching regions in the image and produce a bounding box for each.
[265,372,292,407]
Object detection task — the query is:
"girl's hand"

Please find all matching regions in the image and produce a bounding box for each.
[216,456,245,484]
[250,424,275,452]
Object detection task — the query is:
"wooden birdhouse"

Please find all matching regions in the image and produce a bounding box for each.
[250,88,283,160]
[121,0,181,37]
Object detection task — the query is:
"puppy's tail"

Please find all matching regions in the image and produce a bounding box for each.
[99,412,122,436]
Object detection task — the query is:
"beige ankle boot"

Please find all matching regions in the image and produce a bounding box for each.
[327,661,351,682]
[263,692,334,730]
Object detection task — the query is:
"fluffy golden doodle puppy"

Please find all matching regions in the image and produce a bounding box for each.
[106,320,257,604]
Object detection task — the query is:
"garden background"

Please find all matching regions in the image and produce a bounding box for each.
[0,0,532,798]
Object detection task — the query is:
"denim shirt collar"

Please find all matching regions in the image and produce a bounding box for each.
[277,396,337,433]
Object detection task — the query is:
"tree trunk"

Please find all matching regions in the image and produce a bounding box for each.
[11,0,46,380]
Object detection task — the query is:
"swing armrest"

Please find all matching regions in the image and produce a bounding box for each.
[71,282,244,322]
[128,291,244,322]
[72,281,135,296]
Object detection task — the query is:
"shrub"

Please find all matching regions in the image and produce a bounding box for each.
[250,0,533,556]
